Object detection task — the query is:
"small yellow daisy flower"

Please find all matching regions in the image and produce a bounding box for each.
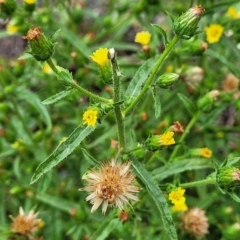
[205,24,224,44]
[42,62,53,74]
[24,0,36,4]
[200,148,212,158]
[168,187,186,205]
[227,7,239,19]
[173,202,188,212]
[83,109,98,127]
[134,31,151,46]
[159,131,175,146]
[89,48,109,66]
[6,23,19,34]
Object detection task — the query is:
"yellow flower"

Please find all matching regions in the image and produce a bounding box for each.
[168,187,186,205]
[80,159,140,214]
[173,202,188,212]
[83,109,98,127]
[9,207,43,238]
[6,23,19,34]
[166,65,173,73]
[24,0,36,4]
[134,31,151,46]
[159,131,175,146]
[89,48,109,66]
[200,148,212,158]
[205,24,224,44]
[227,7,239,19]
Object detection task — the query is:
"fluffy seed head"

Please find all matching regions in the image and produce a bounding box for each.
[81,160,140,214]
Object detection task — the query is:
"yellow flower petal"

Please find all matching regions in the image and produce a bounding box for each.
[200,148,212,158]
[227,7,239,19]
[89,48,109,66]
[134,31,151,46]
[159,131,175,146]
[205,24,224,44]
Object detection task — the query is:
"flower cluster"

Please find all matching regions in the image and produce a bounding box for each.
[81,159,140,214]
[168,187,188,212]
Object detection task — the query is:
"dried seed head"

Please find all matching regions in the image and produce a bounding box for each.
[182,207,209,238]
[80,159,140,214]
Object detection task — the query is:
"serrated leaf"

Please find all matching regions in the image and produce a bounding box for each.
[151,24,169,46]
[152,158,213,181]
[177,93,196,115]
[16,89,52,133]
[130,155,177,240]
[30,125,96,184]
[125,55,159,105]
[151,86,161,118]
[52,29,61,42]
[18,53,33,60]
[42,89,74,105]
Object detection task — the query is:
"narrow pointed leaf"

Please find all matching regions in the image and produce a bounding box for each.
[30,125,96,184]
[125,55,159,104]
[130,155,177,240]
[151,24,169,46]
[151,86,161,118]
[42,89,74,105]
[177,93,196,115]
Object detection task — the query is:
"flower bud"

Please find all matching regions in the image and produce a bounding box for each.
[156,73,179,89]
[173,5,205,40]
[0,0,17,17]
[145,132,175,151]
[197,90,219,113]
[22,27,56,61]
[222,223,240,240]
[217,166,240,190]
[182,66,204,89]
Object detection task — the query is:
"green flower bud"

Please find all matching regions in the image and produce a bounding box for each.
[156,73,179,89]
[222,223,240,240]
[217,166,240,190]
[197,90,219,113]
[173,5,205,40]
[0,0,17,17]
[22,27,56,61]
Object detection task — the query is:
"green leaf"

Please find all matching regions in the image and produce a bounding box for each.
[36,193,81,212]
[151,86,161,118]
[226,157,240,166]
[61,27,91,58]
[125,55,159,105]
[228,191,240,203]
[16,89,52,133]
[177,93,196,115]
[81,148,99,165]
[130,155,178,240]
[91,210,117,240]
[30,125,96,184]
[152,158,213,181]
[42,89,74,105]
[18,53,33,60]
[151,24,169,46]
[52,29,61,42]
[204,49,240,76]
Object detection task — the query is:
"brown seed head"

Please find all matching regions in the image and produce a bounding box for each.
[182,207,209,238]
[22,27,42,41]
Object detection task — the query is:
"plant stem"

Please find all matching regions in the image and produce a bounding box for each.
[169,111,201,162]
[46,58,111,104]
[111,53,126,150]
[124,35,180,116]
[179,177,216,188]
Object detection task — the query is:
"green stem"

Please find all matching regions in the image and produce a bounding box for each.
[111,53,126,150]
[46,58,111,104]
[179,177,216,188]
[124,35,180,116]
[169,111,201,162]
